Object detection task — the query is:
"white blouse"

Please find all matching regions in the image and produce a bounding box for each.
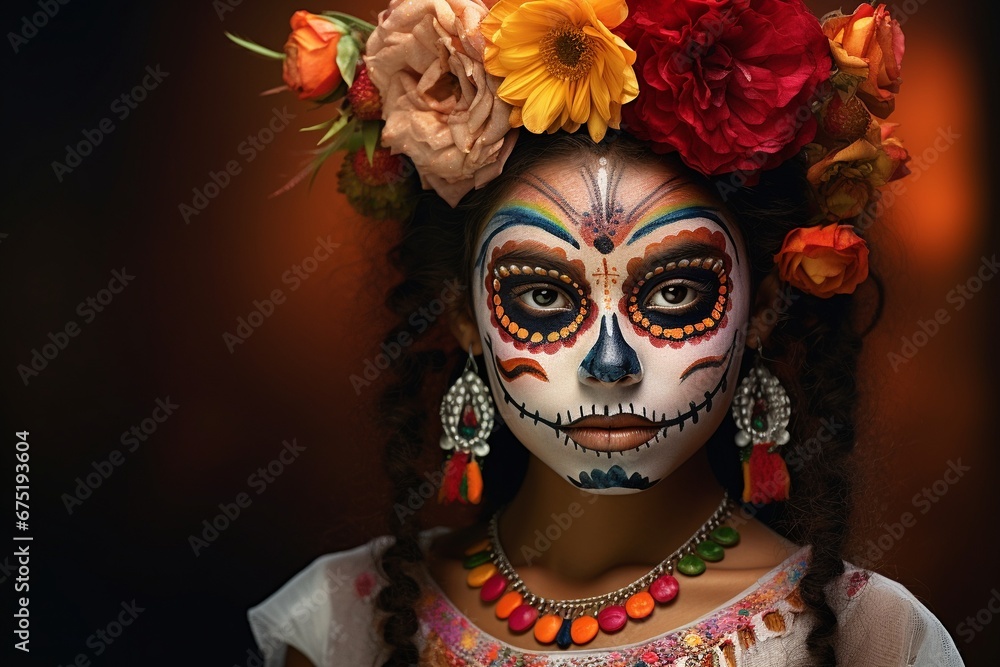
[247,527,964,667]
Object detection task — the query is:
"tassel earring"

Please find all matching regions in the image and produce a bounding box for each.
[438,347,495,504]
[731,347,791,504]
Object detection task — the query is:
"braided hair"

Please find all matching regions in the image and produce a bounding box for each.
[373,131,877,667]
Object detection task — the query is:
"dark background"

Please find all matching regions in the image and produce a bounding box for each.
[1,0,997,665]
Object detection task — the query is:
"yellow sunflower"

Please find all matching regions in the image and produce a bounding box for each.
[481,0,638,142]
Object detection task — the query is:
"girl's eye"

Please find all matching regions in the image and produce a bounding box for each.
[514,285,572,312]
[644,280,710,312]
[488,264,590,346]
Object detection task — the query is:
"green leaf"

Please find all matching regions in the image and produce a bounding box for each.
[307,140,349,190]
[322,12,376,33]
[318,115,352,145]
[315,15,351,34]
[336,36,361,88]
[300,116,339,133]
[361,120,382,165]
[224,32,284,60]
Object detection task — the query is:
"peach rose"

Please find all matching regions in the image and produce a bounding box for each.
[775,224,869,298]
[806,120,907,220]
[282,11,344,101]
[364,0,517,207]
[822,4,904,117]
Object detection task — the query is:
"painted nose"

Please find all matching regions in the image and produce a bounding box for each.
[578,314,643,384]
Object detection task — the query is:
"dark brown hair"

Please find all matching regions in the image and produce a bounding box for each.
[374,131,872,667]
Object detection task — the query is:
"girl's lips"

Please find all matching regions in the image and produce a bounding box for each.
[563,414,661,451]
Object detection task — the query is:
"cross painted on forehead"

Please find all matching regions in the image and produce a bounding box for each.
[512,155,703,255]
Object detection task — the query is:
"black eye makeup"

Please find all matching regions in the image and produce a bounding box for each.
[489,263,590,346]
[625,256,729,341]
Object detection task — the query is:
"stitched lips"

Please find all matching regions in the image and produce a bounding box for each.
[562,414,661,451]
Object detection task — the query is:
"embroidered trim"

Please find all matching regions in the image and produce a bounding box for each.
[414,549,810,666]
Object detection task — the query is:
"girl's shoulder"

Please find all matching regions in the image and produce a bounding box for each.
[832,562,965,666]
[247,528,450,667]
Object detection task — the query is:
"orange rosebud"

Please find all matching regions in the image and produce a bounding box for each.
[774,224,869,298]
[822,4,904,117]
[282,11,343,101]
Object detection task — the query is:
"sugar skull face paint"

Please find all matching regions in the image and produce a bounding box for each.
[471,155,751,493]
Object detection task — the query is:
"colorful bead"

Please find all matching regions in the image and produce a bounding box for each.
[466,562,498,587]
[463,551,491,569]
[463,538,490,556]
[459,404,478,438]
[677,554,707,576]
[570,616,599,645]
[556,617,573,649]
[649,574,679,603]
[597,605,628,633]
[479,573,507,602]
[625,591,655,619]
[534,614,563,644]
[710,526,740,546]
[495,591,523,619]
[508,604,538,633]
[696,540,724,562]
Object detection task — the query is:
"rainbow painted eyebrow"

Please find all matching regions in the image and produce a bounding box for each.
[626,206,740,264]
[475,205,581,274]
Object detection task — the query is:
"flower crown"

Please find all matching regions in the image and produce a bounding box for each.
[227,0,908,299]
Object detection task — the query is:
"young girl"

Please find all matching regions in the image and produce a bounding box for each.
[233,1,965,665]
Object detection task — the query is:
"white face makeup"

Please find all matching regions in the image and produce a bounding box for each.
[471,155,751,493]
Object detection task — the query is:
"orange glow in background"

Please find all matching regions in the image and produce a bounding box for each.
[0,0,994,664]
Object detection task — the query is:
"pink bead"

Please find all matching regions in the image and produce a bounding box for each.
[507,604,539,633]
[597,605,628,633]
[649,574,679,603]
[479,573,508,602]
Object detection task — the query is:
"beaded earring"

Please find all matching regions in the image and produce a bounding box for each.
[438,348,495,504]
[731,348,792,504]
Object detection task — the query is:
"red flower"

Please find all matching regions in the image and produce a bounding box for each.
[617,0,832,176]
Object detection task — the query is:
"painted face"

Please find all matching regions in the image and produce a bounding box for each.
[471,155,751,493]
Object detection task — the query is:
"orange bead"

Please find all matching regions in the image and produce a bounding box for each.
[466,563,497,587]
[534,614,563,644]
[625,591,655,619]
[463,538,490,556]
[495,591,523,619]
[570,616,599,645]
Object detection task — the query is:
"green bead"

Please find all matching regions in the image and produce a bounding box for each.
[459,425,476,439]
[463,551,491,569]
[677,553,706,576]
[695,540,724,562]
[751,416,766,430]
[710,526,740,547]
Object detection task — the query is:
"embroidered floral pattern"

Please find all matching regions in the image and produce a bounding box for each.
[846,570,871,599]
[415,552,810,666]
[355,571,376,599]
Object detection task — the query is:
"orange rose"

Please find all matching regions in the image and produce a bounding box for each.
[282,11,344,100]
[774,224,869,298]
[806,120,907,220]
[822,4,904,117]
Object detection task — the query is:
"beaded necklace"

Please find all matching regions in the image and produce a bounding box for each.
[463,494,740,648]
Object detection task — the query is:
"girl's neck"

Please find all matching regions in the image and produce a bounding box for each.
[498,449,726,581]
